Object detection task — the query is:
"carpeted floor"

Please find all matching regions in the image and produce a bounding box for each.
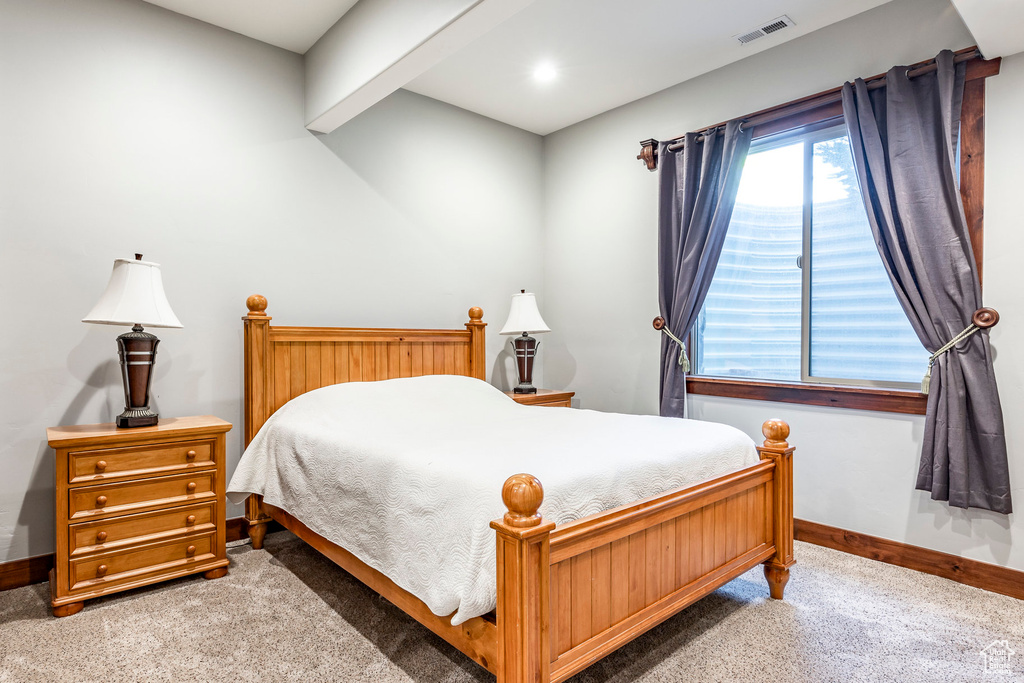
[1,533,1021,682]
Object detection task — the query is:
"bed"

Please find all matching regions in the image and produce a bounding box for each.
[235,295,794,683]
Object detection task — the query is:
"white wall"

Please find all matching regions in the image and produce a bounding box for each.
[542,0,1024,569]
[0,0,543,562]
[3,0,1020,574]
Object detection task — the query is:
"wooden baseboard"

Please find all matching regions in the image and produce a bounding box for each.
[0,516,280,593]
[6,517,1018,600]
[795,518,1024,601]
[0,554,53,592]
[226,516,248,544]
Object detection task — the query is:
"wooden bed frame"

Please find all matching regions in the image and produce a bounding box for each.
[240,295,794,683]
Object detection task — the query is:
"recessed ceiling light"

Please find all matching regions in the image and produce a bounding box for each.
[533,62,558,83]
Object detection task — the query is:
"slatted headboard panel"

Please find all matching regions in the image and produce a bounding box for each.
[242,295,486,446]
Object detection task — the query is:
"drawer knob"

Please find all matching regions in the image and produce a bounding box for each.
[95,461,107,472]
[186,515,196,526]
[96,531,108,543]
[96,495,107,507]
[186,450,197,461]
[186,545,196,556]
[186,482,197,493]
[97,564,108,577]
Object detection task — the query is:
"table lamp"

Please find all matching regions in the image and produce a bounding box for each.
[500,290,550,394]
[82,254,182,428]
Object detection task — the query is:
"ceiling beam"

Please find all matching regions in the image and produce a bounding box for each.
[304,0,536,134]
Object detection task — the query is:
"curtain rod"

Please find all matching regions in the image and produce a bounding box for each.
[637,47,990,170]
[667,49,979,151]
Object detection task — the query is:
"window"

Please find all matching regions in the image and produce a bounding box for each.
[693,123,928,390]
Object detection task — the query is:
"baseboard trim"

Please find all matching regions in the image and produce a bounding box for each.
[0,553,53,592]
[8,517,1016,600]
[0,516,277,593]
[795,518,1024,601]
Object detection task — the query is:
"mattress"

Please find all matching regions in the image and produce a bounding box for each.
[227,375,758,625]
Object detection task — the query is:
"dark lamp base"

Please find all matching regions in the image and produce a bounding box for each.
[115,325,161,429]
[116,408,159,429]
[513,386,537,394]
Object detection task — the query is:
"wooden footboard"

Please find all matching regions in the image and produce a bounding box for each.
[239,296,794,683]
[492,420,794,683]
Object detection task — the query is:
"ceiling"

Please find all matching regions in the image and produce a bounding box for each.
[951,0,1024,60]
[405,0,892,134]
[144,0,1001,136]
[142,0,358,53]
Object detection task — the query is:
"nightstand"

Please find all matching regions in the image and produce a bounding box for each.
[46,415,232,617]
[504,389,575,407]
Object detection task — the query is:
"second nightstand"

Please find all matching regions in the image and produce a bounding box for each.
[47,415,232,617]
[504,388,575,407]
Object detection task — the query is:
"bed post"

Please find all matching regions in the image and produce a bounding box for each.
[758,419,795,599]
[491,474,554,683]
[243,295,274,549]
[465,307,486,380]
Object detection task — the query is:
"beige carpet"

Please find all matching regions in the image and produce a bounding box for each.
[1,532,1022,682]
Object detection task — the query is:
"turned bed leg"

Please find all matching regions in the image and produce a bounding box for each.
[763,564,790,599]
[246,494,271,550]
[491,474,555,683]
[757,419,795,600]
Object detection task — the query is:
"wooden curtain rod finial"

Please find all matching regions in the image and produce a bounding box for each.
[762,419,790,449]
[973,307,999,329]
[652,316,666,330]
[468,306,484,322]
[501,473,544,528]
[637,138,659,171]
[246,294,268,316]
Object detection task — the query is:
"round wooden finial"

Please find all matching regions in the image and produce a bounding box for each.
[653,316,666,330]
[502,473,544,528]
[762,419,790,447]
[246,294,268,316]
[468,306,484,321]
[972,307,999,329]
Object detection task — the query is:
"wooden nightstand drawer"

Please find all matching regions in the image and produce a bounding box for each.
[69,471,216,522]
[69,501,217,557]
[69,531,217,593]
[68,440,215,485]
[49,416,231,616]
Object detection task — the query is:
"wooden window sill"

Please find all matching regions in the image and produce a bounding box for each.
[685,376,926,415]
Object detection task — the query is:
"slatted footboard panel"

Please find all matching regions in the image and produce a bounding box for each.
[546,461,777,683]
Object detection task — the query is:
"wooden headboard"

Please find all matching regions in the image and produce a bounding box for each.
[241,295,486,447]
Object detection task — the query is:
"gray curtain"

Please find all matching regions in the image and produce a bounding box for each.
[657,120,752,417]
[842,50,1010,513]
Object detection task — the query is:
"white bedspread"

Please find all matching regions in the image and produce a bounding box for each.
[228,375,757,625]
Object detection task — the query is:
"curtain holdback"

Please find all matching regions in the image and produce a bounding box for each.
[921,307,999,394]
[653,316,690,373]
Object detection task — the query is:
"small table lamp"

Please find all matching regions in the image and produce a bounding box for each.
[82,254,182,428]
[500,290,550,394]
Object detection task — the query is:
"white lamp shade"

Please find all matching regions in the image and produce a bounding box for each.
[499,291,550,335]
[82,258,183,328]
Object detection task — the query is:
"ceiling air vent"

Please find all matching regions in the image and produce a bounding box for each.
[734,15,795,45]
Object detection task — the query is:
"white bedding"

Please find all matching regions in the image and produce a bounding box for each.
[228,375,757,625]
